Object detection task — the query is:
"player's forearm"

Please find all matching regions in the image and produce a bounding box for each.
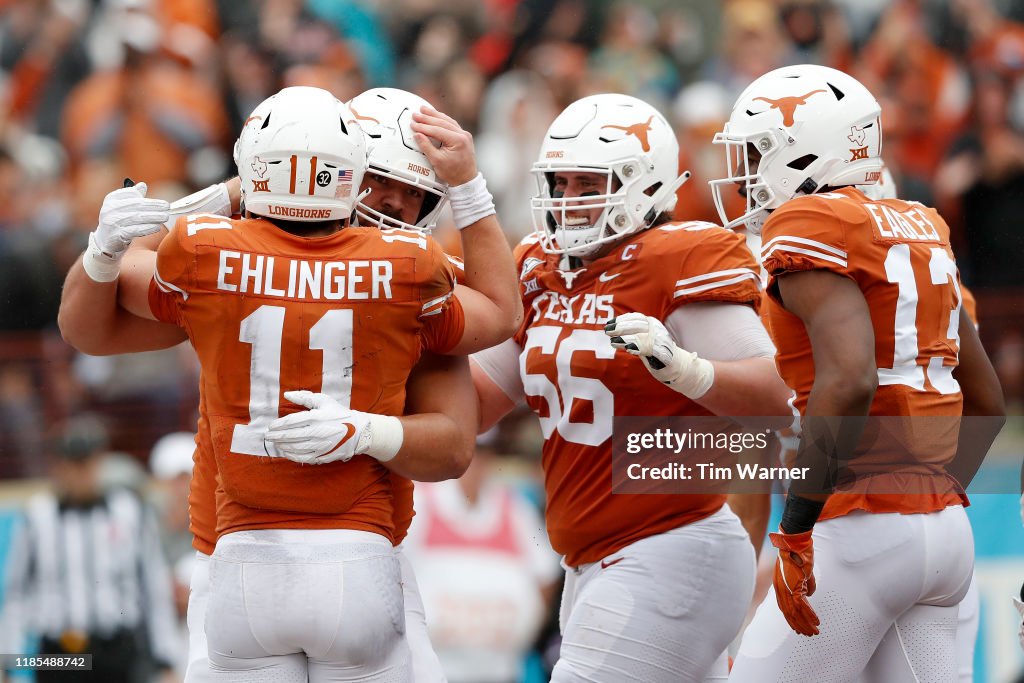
[385,413,474,481]
[727,493,771,558]
[470,359,518,433]
[58,255,183,354]
[695,357,793,425]
[950,310,1005,488]
[449,285,519,354]
[787,372,875,503]
[116,248,164,321]
[458,213,523,337]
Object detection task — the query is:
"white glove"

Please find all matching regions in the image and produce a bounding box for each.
[605,312,715,399]
[1015,589,1024,650]
[84,182,169,282]
[264,391,403,464]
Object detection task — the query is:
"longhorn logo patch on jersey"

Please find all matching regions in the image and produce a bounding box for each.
[556,269,585,289]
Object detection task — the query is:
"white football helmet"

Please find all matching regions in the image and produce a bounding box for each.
[236,86,367,222]
[346,88,447,232]
[531,93,687,260]
[710,65,883,233]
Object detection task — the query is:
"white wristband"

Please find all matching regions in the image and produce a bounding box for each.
[448,172,495,230]
[82,232,122,282]
[165,182,232,230]
[359,414,404,462]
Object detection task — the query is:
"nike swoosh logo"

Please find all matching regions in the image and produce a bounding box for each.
[600,557,624,569]
[598,272,621,282]
[323,423,357,457]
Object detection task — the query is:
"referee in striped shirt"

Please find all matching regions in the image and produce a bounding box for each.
[0,415,179,682]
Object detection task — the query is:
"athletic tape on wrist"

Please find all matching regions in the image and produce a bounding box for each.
[662,351,715,400]
[363,414,404,462]
[82,232,122,282]
[448,173,495,230]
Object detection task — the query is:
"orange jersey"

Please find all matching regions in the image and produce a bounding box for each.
[760,187,967,518]
[188,375,419,554]
[150,215,463,543]
[513,223,761,566]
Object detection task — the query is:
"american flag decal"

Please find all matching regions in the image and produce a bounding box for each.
[338,169,353,181]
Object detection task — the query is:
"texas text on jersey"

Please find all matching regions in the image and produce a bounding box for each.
[513,221,760,566]
[761,186,968,520]
[149,214,464,543]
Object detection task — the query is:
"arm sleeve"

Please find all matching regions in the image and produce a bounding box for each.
[759,196,851,304]
[667,225,761,316]
[471,338,525,403]
[148,217,195,326]
[664,302,776,361]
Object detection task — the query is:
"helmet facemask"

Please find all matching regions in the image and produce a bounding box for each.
[709,128,790,234]
[531,160,685,260]
[355,164,447,233]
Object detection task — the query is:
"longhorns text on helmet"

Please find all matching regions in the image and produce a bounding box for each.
[710,65,884,234]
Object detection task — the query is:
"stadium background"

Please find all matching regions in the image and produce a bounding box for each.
[0,0,1022,680]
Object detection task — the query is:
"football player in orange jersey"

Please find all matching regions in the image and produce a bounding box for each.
[705,65,1005,682]
[58,86,521,681]
[65,86,509,682]
[469,93,794,682]
[859,167,982,683]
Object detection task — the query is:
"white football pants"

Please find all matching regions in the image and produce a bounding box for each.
[955,573,979,683]
[203,529,409,682]
[551,505,756,683]
[730,506,974,683]
[185,544,446,683]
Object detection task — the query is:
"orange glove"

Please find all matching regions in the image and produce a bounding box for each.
[769,528,820,636]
